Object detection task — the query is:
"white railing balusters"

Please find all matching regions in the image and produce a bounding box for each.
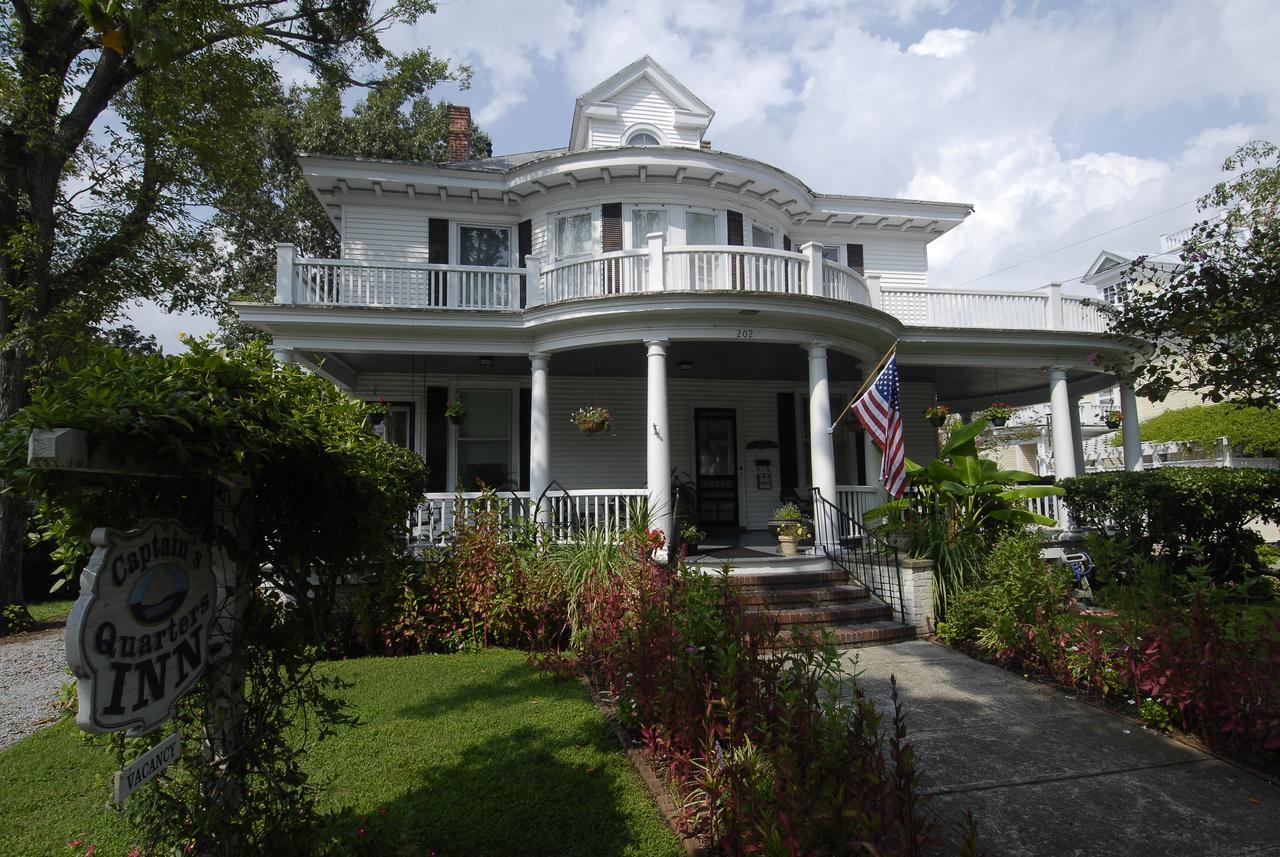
[835,485,882,528]
[292,258,523,310]
[412,488,648,545]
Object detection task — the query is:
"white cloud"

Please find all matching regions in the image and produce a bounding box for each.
[907,28,976,58]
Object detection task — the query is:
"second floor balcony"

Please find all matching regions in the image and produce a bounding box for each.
[274,238,1109,335]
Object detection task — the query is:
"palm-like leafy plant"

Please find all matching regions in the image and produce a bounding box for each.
[864,418,1064,619]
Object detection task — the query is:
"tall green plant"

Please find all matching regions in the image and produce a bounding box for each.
[865,418,1063,618]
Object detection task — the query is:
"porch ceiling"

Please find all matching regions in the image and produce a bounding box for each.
[319,341,865,383]
[901,364,1112,410]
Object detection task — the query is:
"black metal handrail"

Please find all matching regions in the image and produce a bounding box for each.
[809,487,905,621]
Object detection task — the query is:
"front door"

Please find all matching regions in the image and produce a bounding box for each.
[695,408,739,528]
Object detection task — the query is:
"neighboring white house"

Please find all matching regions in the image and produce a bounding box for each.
[236,56,1134,546]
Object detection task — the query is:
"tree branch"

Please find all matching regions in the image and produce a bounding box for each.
[8,0,33,34]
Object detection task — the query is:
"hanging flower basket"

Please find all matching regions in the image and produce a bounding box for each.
[978,402,1014,428]
[445,400,467,425]
[923,404,950,427]
[1105,409,1122,429]
[571,405,612,434]
[369,397,389,426]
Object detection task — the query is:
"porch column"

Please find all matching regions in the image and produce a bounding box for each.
[1120,382,1142,471]
[1069,394,1086,474]
[529,352,551,525]
[272,348,293,364]
[808,343,838,505]
[645,339,673,554]
[1049,368,1077,480]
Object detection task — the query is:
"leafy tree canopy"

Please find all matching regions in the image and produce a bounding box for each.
[1110,141,1280,408]
[1116,403,1280,457]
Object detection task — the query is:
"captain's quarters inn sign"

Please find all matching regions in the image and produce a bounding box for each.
[67,519,216,735]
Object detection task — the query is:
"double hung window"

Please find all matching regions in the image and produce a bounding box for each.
[555,211,593,259]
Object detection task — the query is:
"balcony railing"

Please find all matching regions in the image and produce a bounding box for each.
[275,242,1110,334]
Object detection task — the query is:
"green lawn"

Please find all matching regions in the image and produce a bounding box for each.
[27,599,75,624]
[0,649,683,857]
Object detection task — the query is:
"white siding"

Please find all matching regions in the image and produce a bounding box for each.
[863,238,929,290]
[342,204,432,263]
[587,78,701,150]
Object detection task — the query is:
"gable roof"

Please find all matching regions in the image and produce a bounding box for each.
[569,56,715,151]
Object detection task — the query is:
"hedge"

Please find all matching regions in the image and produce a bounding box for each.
[1060,468,1280,579]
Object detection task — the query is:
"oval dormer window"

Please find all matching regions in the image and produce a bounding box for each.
[626,130,661,146]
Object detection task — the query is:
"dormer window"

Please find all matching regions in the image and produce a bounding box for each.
[626,130,661,146]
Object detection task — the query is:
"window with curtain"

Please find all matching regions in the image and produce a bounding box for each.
[686,211,717,245]
[555,212,593,259]
[631,208,668,248]
[751,224,774,248]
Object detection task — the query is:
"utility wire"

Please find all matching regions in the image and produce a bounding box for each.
[946,198,1199,288]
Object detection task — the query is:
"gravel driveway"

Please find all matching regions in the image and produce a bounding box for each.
[0,626,69,751]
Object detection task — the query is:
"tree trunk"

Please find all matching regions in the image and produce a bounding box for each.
[0,344,31,632]
[200,486,252,855]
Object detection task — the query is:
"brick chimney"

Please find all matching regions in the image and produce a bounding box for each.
[446,105,472,162]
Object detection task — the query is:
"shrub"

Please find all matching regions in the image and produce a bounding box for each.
[1061,468,1280,581]
[936,532,1071,658]
[570,538,945,854]
[1123,403,1280,456]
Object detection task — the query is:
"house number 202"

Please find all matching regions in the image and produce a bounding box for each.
[736,329,755,339]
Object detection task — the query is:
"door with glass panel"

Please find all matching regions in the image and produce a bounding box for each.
[684,210,718,290]
[455,389,514,491]
[695,408,739,528]
[456,225,513,308]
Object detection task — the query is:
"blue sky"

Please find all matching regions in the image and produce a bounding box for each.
[133,0,1280,349]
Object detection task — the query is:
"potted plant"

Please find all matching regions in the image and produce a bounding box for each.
[679,520,706,554]
[445,400,467,425]
[978,401,1014,427]
[923,403,950,427]
[571,405,612,434]
[1104,409,1122,429]
[369,396,389,426]
[776,520,810,557]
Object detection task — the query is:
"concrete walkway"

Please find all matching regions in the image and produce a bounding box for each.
[843,640,1280,857]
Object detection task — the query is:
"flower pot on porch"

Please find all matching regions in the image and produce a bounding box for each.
[928,414,946,427]
[369,413,385,426]
[989,417,1007,427]
[777,535,798,557]
[448,414,465,426]
[576,419,608,434]
[1105,420,1120,429]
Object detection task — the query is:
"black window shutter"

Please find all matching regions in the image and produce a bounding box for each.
[517,218,532,308]
[429,218,450,263]
[519,387,532,491]
[727,210,744,246]
[601,203,622,251]
[782,235,791,252]
[777,393,798,497]
[601,203,622,293]
[425,386,449,492]
[846,243,865,275]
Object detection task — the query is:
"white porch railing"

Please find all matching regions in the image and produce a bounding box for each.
[542,251,649,303]
[822,260,871,305]
[291,258,524,310]
[663,246,808,295]
[880,286,1049,328]
[1024,493,1063,523]
[836,485,882,526]
[412,488,648,545]
[276,244,1110,334]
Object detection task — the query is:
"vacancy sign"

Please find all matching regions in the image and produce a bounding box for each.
[67,519,216,735]
[114,731,181,805]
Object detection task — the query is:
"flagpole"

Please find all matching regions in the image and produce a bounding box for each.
[828,343,897,433]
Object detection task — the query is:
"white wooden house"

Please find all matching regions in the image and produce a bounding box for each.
[236,56,1138,550]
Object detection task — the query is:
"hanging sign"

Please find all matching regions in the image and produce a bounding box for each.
[114,731,181,805]
[66,519,216,735]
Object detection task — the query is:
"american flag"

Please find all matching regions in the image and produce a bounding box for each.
[850,355,907,498]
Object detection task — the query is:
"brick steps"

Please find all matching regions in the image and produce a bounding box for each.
[724,565,913,650]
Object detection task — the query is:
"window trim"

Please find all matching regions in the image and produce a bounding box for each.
[623,123,665,146]
[747,218,778,249]
[682,206,724,246]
